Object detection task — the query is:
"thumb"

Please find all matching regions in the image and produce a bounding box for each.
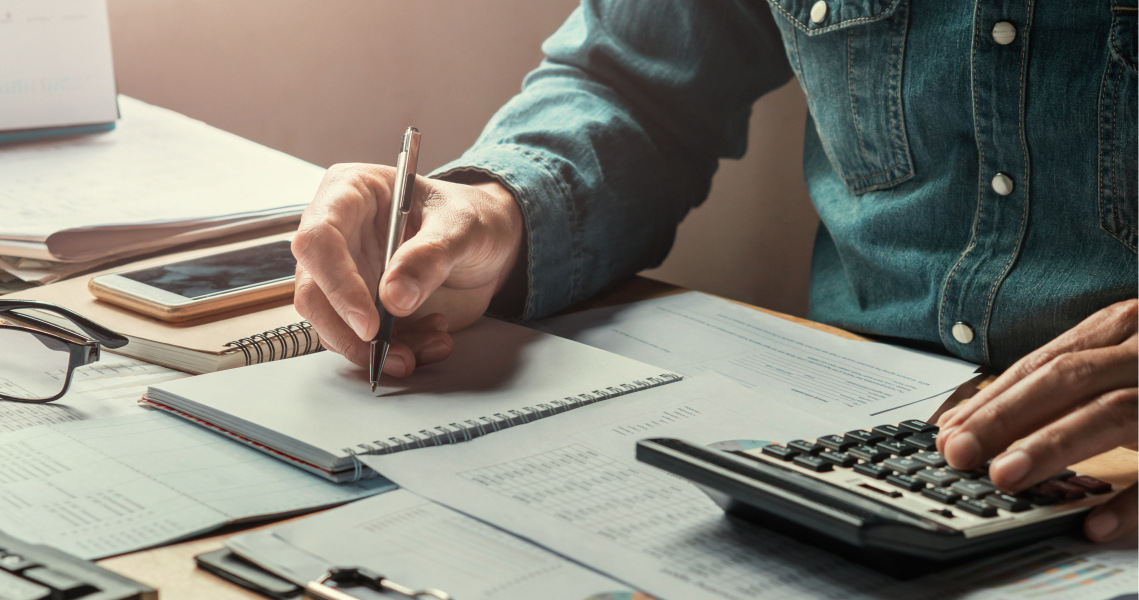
[379,224,463,318]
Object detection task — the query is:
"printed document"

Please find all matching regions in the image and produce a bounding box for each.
[361,374,1136,599]
[537,291,979,420]
[228,489,636,600]
[0,411,391,559]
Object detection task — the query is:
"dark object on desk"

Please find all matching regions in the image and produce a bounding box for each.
[195,549,301,599]
[0,530,155,600]
[637,420,1118,577]
[0,299,127,403]
[307,567,452,600]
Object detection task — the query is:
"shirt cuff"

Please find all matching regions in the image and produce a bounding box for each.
[431,144,578,321]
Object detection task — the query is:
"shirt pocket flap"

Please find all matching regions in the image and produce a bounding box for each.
[767,0,902,35]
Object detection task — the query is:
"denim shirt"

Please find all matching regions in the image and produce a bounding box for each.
[434,0,1138,369]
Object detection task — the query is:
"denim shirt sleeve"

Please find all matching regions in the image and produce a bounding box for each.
[432,0,793,320]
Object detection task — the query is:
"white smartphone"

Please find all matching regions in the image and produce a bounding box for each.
[88,240,297,322]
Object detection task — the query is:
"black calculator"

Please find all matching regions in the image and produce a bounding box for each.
[636,420,1118,574]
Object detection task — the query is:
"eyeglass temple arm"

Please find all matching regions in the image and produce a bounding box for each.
[0,301,128,349]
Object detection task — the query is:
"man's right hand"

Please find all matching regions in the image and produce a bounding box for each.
[292,163,525,376]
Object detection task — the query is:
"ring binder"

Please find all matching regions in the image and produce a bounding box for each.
[224,320,325,367]
[306,567,452,600]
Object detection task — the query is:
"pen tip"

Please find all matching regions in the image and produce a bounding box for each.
[370,382,377,393]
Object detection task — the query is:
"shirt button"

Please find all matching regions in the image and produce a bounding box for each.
[991,172,1015,196]
[810,1,829,24]
[952,322,975,344]
[992,21,1017,45]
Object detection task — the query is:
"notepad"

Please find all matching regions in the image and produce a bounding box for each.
[143,318,680,482]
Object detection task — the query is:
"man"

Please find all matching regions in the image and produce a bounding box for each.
[292,2,1137,542]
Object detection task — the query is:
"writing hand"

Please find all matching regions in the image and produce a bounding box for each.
[292,163,524,376]
[936,299,1138,542]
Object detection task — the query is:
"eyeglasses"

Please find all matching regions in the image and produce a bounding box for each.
[0,300,128,403]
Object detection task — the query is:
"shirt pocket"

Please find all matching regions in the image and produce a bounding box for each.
[766,0,914,194]
[1099,4,1138,252]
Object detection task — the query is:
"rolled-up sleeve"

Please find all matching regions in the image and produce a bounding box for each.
[433,0,793,319]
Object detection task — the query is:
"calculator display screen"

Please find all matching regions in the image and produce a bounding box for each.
[121,240,296,299]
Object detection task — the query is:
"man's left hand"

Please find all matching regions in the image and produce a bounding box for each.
[935,299,1137,543]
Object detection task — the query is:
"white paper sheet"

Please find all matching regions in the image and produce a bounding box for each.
[0,411,392,559]
[0,0,118,132]
[0,96,323,261]
[0,351,188,433]
[360,375,1136,600]
[228,489,636,600]
[536,291,979,421]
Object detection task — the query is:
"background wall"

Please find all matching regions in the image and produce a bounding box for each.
[106,0,818,316]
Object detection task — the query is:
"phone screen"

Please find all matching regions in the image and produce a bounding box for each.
[121,240,296,299]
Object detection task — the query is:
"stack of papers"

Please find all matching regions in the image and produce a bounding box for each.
[0,95,325,287]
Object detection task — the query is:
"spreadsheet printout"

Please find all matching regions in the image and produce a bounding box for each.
[0,351,187,433]
[536,291,979,420]
[0,411,392,559]
[362,375,1136,600]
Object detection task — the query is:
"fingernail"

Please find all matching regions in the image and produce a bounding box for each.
[990,449,1032,489]
[1087,511,1119,541]
[345,311,369,339]
[422,340,450,363]
[945,431,981,468]
[383,354,407,376]
[938,426,957,449]
[387,279,421,312]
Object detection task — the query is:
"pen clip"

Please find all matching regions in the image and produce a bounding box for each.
[305,567,453,600]
[396,127,421,214]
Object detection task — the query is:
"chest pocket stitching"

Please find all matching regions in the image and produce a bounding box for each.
[768,0,903,35]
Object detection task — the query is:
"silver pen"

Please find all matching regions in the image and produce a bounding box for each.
[370,127,421,393]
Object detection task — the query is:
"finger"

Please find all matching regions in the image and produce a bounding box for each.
[292,222,377,340]
[940,301,1137,432]
[295,268,371,368]
[379,195,479,317]
[939,343,1137,468]
[986,387,1137,492]
[1085,483,1138,543]
[398,329,453,367]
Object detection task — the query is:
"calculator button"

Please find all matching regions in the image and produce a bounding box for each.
[761,445,799,461]
[787,440,824,455]
[817,435,855,452]
[921,487,962,505]
[946,467,986,480]
[847,445,890,463]
[910,451,947,468]
[899,419,938,434]
[872,424,908,439]
[875,439,914,456]
[844,430,886,445]
[819,451,857,468]
[902,432,938,451]
[886,473,926,492]
[955,498,998,517]
[985,493,1031,512]
[1027,490,1061,506]
[1038,480,1085,501]
[792,455,833,472]
[1068,475,1113,494]
[950,479,997,498]
[915,468,961,487]
[1050,469,1077,481]
[854,462,891,479]
[882,457,925,475]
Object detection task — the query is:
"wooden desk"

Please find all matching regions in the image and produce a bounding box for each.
[96,277,1139,598]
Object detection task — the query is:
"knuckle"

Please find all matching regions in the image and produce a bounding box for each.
[975,401,1019,444]
[1095,389,1138,427]
[1045,353,1095,387]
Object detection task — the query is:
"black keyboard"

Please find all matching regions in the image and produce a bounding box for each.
[637,420,1118,575]
[0,531,155,600]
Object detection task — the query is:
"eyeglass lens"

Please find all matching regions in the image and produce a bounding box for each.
[0,328,73,401]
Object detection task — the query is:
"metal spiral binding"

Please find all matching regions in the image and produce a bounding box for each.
[339,373,682,465]
[223,320,324,366]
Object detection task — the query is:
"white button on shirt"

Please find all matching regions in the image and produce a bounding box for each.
[992,21,1017,45]
[952,322,975,344]
[991,172,1015,196]
[810,1,828,24]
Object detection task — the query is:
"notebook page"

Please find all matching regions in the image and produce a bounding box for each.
[147,317,679,465]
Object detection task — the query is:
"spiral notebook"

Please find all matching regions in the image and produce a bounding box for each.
[143,317,681,482]
[4,234,322,374]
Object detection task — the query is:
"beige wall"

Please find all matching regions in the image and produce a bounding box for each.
[107,0,818,316]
